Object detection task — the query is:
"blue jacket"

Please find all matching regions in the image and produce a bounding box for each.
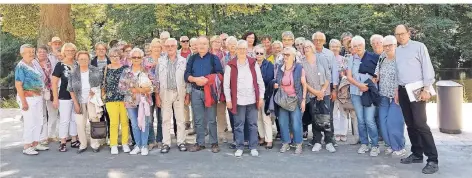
[361,78,380,107]
[358,51,379,78]
[260,59,274,100]
[276,63,304,107]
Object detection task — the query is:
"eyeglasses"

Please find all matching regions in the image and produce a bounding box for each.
[180,40,189,43]
[395,32,408,37]
[283,53,291,58]
[282,38,293,42]
[256,52,264,55]
[296,43,303,46]
[222,38,227,41]
[383,44,395,48]
[165,45,177,48]
[65,50,76,52]
[110,55,120,58]
[131,56,142,60]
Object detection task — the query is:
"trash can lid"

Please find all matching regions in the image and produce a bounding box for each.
[436,80,463,87]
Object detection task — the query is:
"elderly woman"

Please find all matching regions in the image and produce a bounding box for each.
[340,32,353,57]
[119,48,154,156]
[373,35,406,157]
[52,43,79,152]
[275,47,307,154]
[268,40,283,64]
[224,40,265,157]
[301,40,333,153]
[223,36,238,148]
[103,48,131,155]
[346,36,380,157]
[68,51,103,154]
[329,39,349,142]
[270,40,284,139]
[16,44,49,155]
[91,42,110,71]
[34,45,59,145]
[253,45,275,149]
[242,32,257,58]
[295,37,305,56]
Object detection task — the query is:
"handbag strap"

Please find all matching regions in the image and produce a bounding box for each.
[102,65,108,88]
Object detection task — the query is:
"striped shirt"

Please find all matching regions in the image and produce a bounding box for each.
[166,57,178,91]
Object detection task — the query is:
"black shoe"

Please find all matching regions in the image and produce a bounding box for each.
[275,133,281,140]
[422,162,439,174]
[229,143,236,149]
[77,148,87,154]
[59,143,67,152]
[303,132,308,140]
[161,145,170,153]
[401,154,424,164]
[185,123,191,130]
[178,143,187,152]
[92,148,100,153]
[188,131,196,136]
[71,141,80,148]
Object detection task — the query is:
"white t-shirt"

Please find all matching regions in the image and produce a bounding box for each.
[80,71,91,103]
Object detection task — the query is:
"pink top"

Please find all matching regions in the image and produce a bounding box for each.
[281,68,305,97]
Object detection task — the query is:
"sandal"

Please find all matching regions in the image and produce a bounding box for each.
[178,144,187,152]
[71,141,80,148]
[59,143,67,152]
[265,142,273,149]
[161,145,170,153]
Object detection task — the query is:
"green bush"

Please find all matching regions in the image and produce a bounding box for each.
[0,96,19,108]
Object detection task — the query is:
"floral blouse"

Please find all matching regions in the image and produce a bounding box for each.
[15,60,44,92]
[118,66,154,108]
[104,66,128,102]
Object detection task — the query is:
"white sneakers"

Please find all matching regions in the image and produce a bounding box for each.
[250,149,259,157]
[235,149,243,157]
[35,144,49,151]
[141,147,149,156]
[385,147,393,155]
[358,144,370,154]
[111,146,119,155]
[312,143,322,152]
[130,146,141,155]
[325,143,336,153]
[392,149,407,157]
[122,145,131,153]
[23,147,39,155]
[370,147,380,157]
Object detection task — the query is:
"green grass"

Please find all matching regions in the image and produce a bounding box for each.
[0,95,19,108]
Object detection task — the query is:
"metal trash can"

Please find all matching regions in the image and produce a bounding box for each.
[436,80,463,134]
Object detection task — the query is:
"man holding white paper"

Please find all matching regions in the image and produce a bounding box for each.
[394,24,438,174]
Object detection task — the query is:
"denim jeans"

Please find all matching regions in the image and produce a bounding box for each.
[127,108,150,148]
[233,104,258,150]
[148,106,163,144]
[351,95,379,147]
[191,88,217,145]
[379,96,405,151]
[278,105,303,144]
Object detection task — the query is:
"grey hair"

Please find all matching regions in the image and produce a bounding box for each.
[61,43,77,56]
[236,40,248,49]
[271,40,283,48]
[303,40,315,52]
[94,42,108,50]
[160,31,170,38]
[254,44,266,54]
[165,38,178,46]
[225,36,238,46]
[190,37,198,45]
[108,47,123,56]
[383,35,397,45]
[179,36,189,41]
[295,37,306,44]
[351,36,366,46]
[20,44,35,54]
[129,47,144,57]
[283,47,297,56]
[340,32,353,40]
[281,31,294,39]
[329,39,342,46]
[311,31,326,40]
[370,34,384,44]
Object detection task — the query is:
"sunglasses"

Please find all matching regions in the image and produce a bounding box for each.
[180,40,189,43]
[131,56,142,60]
[256,52,264,55]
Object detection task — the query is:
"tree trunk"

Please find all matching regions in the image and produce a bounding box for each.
[37,4,75,46]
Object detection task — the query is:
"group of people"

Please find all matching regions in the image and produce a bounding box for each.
[15,24,439,174]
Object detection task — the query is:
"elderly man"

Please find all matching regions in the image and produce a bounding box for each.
[275,31,300,66]
[312,31,339,146]
[394,24,438,174]
[184,36,224,153]
[185,37,199,133]
[220,33,229,52]
[178,36,192,58]
[160,31,171,46]
[340,32,353,56]
[155,38,188,153]
[370,34,384,56]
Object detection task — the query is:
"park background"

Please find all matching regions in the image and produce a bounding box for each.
[0,4,471,107]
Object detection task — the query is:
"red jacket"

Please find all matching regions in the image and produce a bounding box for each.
[204,73,225,107]
[227,57,260,114]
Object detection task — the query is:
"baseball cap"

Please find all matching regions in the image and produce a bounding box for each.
[50,36,62,42]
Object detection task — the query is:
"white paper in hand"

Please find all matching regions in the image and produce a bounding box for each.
[405,81,436,102]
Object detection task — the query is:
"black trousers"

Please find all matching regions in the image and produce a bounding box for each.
[398,86,438,163]
[310,96,334,144]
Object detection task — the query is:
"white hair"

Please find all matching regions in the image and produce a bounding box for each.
[281,31,294,39]
[351,35,366,46]
[329,39,342,46]
[340,32,353,40]
[370,34,384,44]
[383,35,397,45]
[165,38,178,46]
[254,44,266,54]
[160,31,170,38]
[225,36,238,46]
[272,40,283,48]
[179,36,189,41]
[312,31,326,40]
[190,37,198,45]
[303,40,315,52]
[295,37,306,44]
[236,40,248,49]
[129,47,144,57]
[61,43,77,56]
[20,44,34,54]
[283,47,297,56]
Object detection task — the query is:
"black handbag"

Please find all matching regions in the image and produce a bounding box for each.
[90,121,107,139]
[308,98,331,131]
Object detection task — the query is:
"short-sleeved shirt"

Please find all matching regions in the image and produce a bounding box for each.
[104,66,127,102]
[347,54,374,96]
[15,60,44,92]
[52,62,73,100]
